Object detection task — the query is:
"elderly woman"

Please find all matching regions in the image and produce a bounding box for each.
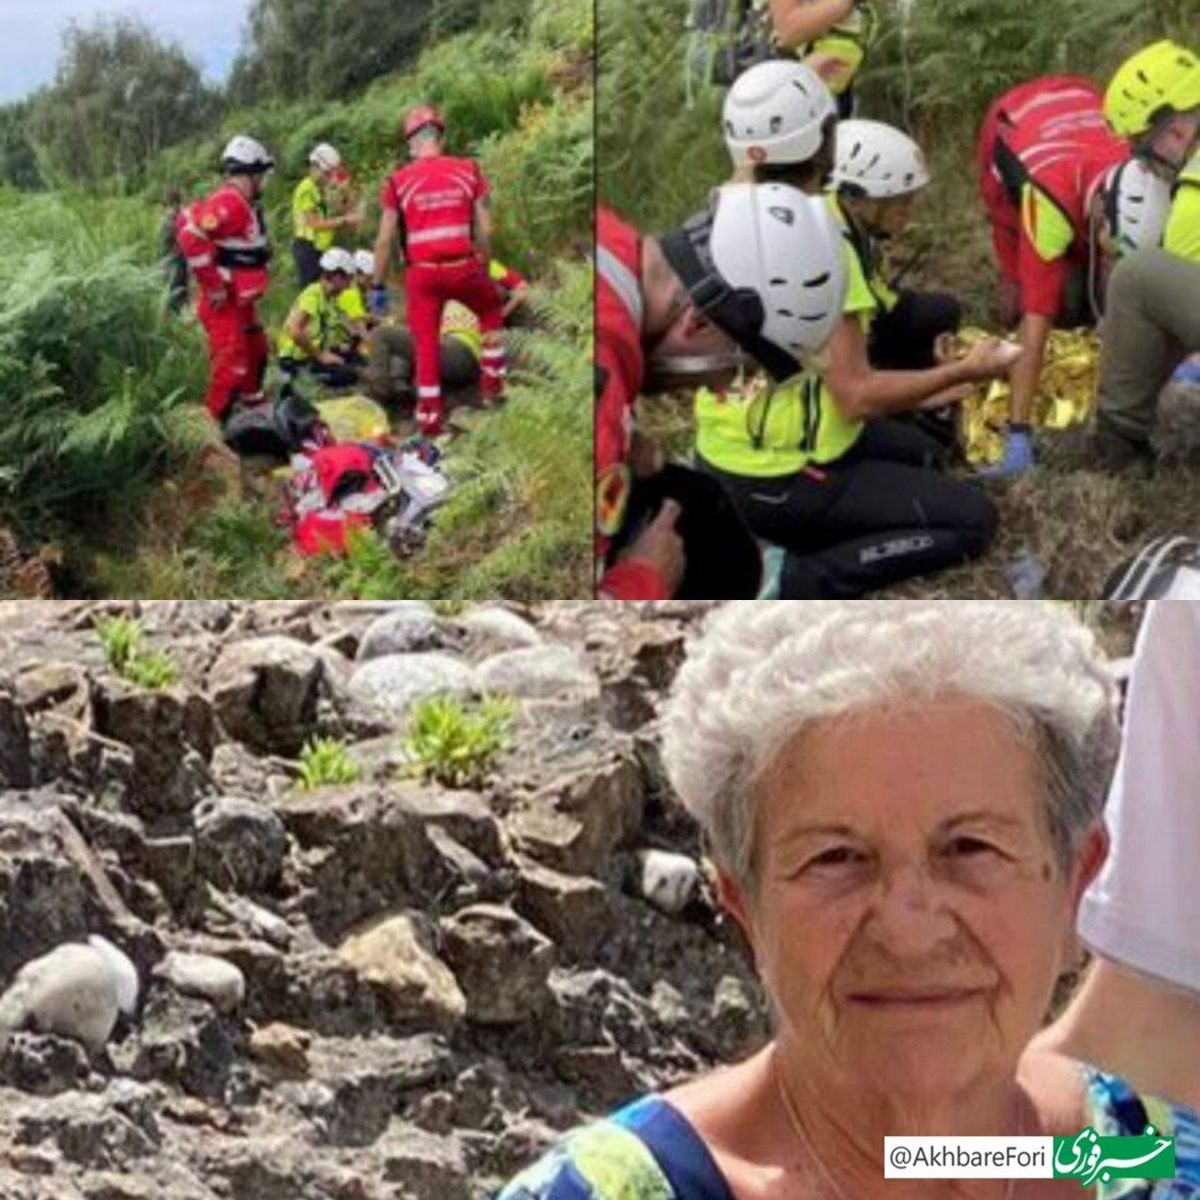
[498,602,1200,1199]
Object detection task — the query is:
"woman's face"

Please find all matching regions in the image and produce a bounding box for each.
[727,698,1105,1105]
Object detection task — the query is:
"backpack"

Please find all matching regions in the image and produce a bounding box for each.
[222,393,327,462]
[685,0,776,105]
[1103,536,1200,599]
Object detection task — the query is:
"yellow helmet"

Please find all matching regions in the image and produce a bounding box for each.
[1106,41,1200,137]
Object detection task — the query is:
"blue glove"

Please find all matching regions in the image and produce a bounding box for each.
[369,285,390,317]
[980,427,1034,477]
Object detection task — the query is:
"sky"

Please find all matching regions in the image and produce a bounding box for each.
[0,0,256,103]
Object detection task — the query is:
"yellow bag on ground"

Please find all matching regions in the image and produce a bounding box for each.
[316,394,391,442]
[957,327,1099,466]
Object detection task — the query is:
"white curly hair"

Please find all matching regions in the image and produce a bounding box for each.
[661,601,1121,888]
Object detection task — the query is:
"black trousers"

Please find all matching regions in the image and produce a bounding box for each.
[702,420,998,599]
[279,352,365,390]
[292,238,323,288]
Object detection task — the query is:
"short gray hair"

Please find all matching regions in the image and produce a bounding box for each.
[661,602,1121,887]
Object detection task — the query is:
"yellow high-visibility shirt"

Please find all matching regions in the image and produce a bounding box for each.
[695,220,875,478]
[292,176,335,252]
[277,282,339,361]
[1165,152,1200,264]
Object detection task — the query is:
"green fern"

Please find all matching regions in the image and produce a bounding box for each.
[296,736,361,790]
[96,615,179,690]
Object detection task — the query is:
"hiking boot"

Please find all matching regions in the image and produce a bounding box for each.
[1089,422,1155,479]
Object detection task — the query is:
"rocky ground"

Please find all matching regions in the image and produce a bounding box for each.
[0,600,768,1200]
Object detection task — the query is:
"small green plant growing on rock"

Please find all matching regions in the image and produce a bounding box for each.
[296,736,361,790]
[96,615,179,690]
[405,694,516,789]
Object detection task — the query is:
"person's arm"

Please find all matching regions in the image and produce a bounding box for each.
[768,0,855,50]
[823,313,1011,421]
[285,311,326,361]
[1008,312,1053,426]
[373,209,397,288]
[599,501,684,600]
[474,197,493,264]
[501,283,529,319]
[176,201,228,304]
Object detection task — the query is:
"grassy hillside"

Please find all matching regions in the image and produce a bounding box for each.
[0,3,592,599]
[600,0,1200,598]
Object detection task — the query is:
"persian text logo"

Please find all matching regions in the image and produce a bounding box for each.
[1052,1126,1175,1189]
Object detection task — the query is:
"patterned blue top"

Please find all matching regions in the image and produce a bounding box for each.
[498,1070,1200,1199]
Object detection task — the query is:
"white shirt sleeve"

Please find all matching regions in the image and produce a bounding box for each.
[1077,600,1200,994]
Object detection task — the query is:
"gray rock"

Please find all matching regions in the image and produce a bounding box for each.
[90,677,215,818]
[440,905,554,1027]
[356,603,442,661]
[193,796,288,894]
[155,952,245,1014]
[0,1031,91,1095]
[207,637,327,755]
[11,1082,160,1170]
[347,653,478,723]
[0,679,31,788]
[476,645,598,701]
[514,860,612,958]
[380,1125,471,1198]
[457,608,543,651]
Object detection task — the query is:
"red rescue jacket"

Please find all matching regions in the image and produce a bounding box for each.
[595,208,669,601]
[380,155,489,265]
[177,182,272,304]
[981,76,1128,316]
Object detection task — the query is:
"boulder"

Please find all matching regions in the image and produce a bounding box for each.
[514,860,612,958]
[90,678,215,818]
[155,952,245,1015]
[476,645,598,701]
[347,653,478,724]
[338,912,465,1027]
[207,637,327,755]
[439,905,553,1027]
[0,943,123,1054]
[0,1031,91,1096]
[356,603,442,661]
[0,679,30,788]
[457,608,543,652]
[193,796,288,894]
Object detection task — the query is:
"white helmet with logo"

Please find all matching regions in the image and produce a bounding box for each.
[1106,157,1173,254]
[660,183,847,382]
[833,119,930,199]
[310,143,342,173]
[354,250,375,275]
[221,135,275,175]
[723,61,838,168]
[320,248,357,275]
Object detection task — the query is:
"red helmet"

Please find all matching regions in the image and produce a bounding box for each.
[404,105,445,141]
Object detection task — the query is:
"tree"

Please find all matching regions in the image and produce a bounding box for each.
[28,16,219,186]
[0,101,44,191]
[230,0,435,106]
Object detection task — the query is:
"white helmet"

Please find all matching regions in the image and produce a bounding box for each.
[310,142,342,172]
[221,135,274,175]
[723,61,838,168]
[661,183,847,381]
[833,119,930,198]
[320,248,356,275]
[354,250,375,275]
[1106,158,1172,255]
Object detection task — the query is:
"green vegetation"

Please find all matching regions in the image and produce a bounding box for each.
[0,0,592,599]
[296,736,361,790]
[405,693,516,789]
[95,615,179,689]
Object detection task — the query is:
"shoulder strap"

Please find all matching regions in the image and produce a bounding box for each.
[612,1098,736,1200]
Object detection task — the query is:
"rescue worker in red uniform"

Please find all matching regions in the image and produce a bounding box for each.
[177,136,275,423]
[976,77,1169,474]
[596,187,847,600]
[371,105,505,437]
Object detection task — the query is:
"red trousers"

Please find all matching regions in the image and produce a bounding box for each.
[406,259,505,434]
[197,294,269,420]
